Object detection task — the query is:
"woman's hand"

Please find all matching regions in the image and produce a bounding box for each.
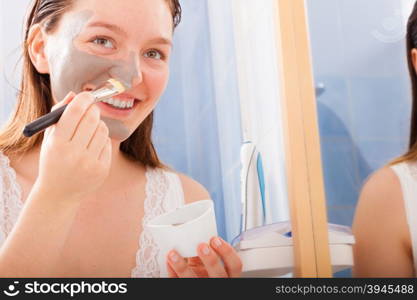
[36,91,112,202]
[166,237,243,278]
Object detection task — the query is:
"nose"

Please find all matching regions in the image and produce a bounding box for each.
[130,53,142,87]
[109,52,143,89]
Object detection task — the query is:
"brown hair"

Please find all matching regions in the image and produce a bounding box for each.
[390,1,417,165]
[0,0,181,168]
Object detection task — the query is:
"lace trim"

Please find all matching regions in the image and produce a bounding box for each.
[0,152,23,239]
[131,167,169,278]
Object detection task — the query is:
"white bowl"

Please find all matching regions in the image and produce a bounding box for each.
[146,200,218,258]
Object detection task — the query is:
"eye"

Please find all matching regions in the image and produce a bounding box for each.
[144,49,164,60]
[92,37,115,49]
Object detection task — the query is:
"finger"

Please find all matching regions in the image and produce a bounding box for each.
[167,262,178,278]
[87,120,109,153]
[51,91,76,112]
[44,92,75,140]
[187,257,203,267]
[210,237,243,278]
[43,124,56,142]
[55,92,96,141]
[185,257,209,278]
[70,103,101,146]
[98,137,112,162]
[197,243,228,278]
[167,250,197,278]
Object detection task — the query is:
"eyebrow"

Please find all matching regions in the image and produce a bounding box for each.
[148,37,173,47]
[88,21,128,37]
[87,21,172,47]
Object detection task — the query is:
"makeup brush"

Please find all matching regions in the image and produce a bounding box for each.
[23,79,128,138]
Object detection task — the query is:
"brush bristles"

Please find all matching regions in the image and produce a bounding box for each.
[107,78,127,93]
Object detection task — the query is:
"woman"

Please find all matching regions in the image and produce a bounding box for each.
[352,2,417,277]
[0,0,243,278]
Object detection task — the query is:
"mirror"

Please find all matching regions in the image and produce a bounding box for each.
[307,0,415,277]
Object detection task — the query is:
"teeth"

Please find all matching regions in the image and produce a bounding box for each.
[102,98,135,109]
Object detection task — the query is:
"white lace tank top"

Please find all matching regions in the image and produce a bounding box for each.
[0,151,185,278]
[391,162,417,273]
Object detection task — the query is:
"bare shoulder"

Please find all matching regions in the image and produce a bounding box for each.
[358,166,402,208]
[176,173,211,205]
[354,166,406,234]
[352,165,414,277]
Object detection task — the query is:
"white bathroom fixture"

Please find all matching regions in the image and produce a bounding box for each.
[233,221,355,277]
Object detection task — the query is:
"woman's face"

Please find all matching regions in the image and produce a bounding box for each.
[42,0,173,140]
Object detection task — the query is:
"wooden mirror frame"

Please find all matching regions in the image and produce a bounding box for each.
[275,0,332,277]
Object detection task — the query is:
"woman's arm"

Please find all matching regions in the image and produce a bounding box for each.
[0,92,112,277]
[0,182,82,277]
[352,167,414,277]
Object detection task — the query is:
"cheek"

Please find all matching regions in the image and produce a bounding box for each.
[146,67,170,100]
[131,68,168,124]
[46,42,115,102]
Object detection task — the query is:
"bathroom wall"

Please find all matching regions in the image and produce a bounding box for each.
[307,0,414,228]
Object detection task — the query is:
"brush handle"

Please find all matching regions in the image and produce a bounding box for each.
[23,104,68,137]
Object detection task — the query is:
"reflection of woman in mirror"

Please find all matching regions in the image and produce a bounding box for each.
[353,2,417,278]
[0,0,242,278]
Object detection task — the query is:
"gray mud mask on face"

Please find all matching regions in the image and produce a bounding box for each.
[46,10,139,141]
